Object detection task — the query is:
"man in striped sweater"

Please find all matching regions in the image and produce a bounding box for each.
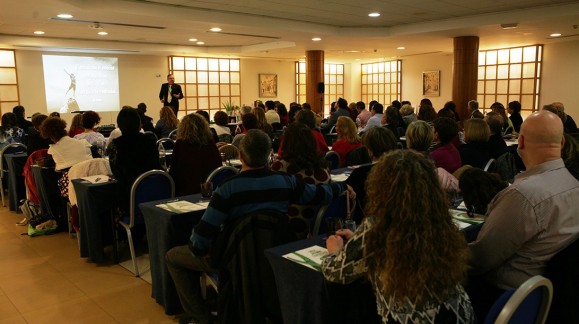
[167,129,354,324]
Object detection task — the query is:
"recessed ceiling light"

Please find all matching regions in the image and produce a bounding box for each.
[196,41,205,45]
[210,27,222,32]
[188,38,198,42]
[550,33,562,37]
[97,31,108,36]
[312,37,321,41]
[500,23,518,29]
[397,46,405,50]
[33,31,45,35]
[57,13,73,19]
[368,12,380,17]
[343,50,360,53]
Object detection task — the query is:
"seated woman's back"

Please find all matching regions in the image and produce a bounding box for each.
[155,106,179,139]
[169,113,222,196]
[332,116,362,167]
[271,123,330,238]
[1,112,24,144]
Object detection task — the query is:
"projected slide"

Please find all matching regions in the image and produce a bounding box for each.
[42,55,120,113]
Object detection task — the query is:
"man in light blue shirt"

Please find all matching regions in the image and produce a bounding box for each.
[359,103,384,134]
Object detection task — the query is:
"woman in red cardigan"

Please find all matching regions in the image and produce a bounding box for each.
[332,116,362,167]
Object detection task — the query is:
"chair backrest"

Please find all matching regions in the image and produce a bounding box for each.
[156,138,175,150]
[312,204,329,236]
[217,133,233,144]
[168,129,177,141]
[1,143,27,174]
[544,238,579,323]
[218,143,239,161]
[325,151,340,170]
[206,166,239,189]
[143,130,158,141]
[129,169,175,227]
[495,151,519,182]
[483,158,497,172]
[271,122,282,132]
[345,146,371,167]
[210,210,297,324]
[484,275,553,324]
[67,158,112,206]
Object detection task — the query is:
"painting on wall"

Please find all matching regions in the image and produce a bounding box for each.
[259,73,277,98]
[422,70,440,97]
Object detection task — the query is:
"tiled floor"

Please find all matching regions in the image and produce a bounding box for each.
[0,205,178,323]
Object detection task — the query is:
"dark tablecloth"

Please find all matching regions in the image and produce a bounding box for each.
[265,236,378,324]
[72,179,118,262]
[140,194,205,315]
[5,153,27,212]
[31,165,65,228]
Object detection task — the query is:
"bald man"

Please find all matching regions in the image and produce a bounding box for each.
[469,110,579,279]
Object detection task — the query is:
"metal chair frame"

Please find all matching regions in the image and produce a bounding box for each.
[0,143,27,207]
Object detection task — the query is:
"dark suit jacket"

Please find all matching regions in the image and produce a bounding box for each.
[158,83,183,108]
[470,109,484,119]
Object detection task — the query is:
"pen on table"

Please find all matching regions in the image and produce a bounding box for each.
[94,177,101,183]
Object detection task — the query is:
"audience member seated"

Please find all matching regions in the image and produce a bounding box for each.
[276,103,289,126]
[358,102,383,133]
[1,112,24,144]
[271,123,330,238]
[507,100,523,133]
[332,116,362,167]
[346,127,398,212]
[67,113,84,137]
[348,102,359,121]
[278,110,328,157]
[39,117,92,171]
[137,102,155,133]
[563,133,579,181]
[485,112,508,159]
[231,113,258,147]
[212,111,232,143]
[490,102,513,133]
[264,100,280,125]
[73,110,106,146]
[545,102,578,133]
[355,101,371,129]
[381,105,404,137]
[288,103,303,125]
[468,100,484,119]
[12,105,33,133]
[166,129,353,324]
[195,110,219,143]
[322,149,474,323]
[169,113,221,196]
[154,106,179,139]
[430,117,461,173]
[417,102,437,125]
[459,118,490,169]
[467,110,579,321]
[459,168,508,218]
[442,101,461,121]
[406,120,459,194]
[108,107,160,213]
[400,103,417,127]
[252,107,274,138]
[322,98,350,133]
[26,114,51,155]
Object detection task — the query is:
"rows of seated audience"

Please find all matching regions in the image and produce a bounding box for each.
[1,96,578,324]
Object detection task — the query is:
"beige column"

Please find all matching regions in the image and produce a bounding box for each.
[306,50,324,115]
[452,36,479,121]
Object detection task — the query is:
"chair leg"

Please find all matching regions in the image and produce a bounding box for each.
[111,213,119,264]
[1,180,5,207]
[125,227,139,277]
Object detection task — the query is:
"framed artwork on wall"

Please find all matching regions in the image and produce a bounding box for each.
[259,73,277,98]
[422,70,440,97]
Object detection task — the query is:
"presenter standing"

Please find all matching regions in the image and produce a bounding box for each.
[159,74,183,116]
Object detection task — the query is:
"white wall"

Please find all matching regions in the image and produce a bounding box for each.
[16,51,167,126]
[540,40,579,120]
[240,59,295,107]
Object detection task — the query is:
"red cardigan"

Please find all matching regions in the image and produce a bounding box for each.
[331,139,362,167]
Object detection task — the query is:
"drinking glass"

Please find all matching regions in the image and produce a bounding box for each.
[200,182,213,200]
[344,219,357,232]
[325,217,343,236]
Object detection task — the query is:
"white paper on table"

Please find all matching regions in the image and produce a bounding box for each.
[449,209,485,225]
[229,159,242,166]
[156,200,206,213]
[456,201,467,211]
[283,245,329,271]
[331,173,349,182]
[81,175,110,183]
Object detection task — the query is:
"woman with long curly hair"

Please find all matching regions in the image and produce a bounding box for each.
[331,116,362,167]
[155,106,179,138]
[270,122,329,238]
[322,150,474,323]
[169,113,221,196]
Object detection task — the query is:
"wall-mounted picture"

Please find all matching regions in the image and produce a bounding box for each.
[259,73,277,98]
[422,70,440,97]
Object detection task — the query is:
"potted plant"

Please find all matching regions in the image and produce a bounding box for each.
[223,100,240,117]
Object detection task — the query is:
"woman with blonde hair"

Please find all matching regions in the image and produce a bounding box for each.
[155,106,179,138]
[322,150,474,323]
[459,118,491,169]
[169,113,221,196]
[405,120,433,152]
[252,107,273,137]
[331,116,362,167]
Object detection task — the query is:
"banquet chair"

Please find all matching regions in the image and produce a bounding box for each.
[168,129,177,141]
[206,166,239,189]
[156,138,175,170]
[117,169,174,276]
[312,204,329,236]
[207,210,297,323]
[483,158,496,172]
[324,151,340,170]
[544,238,579,323]
[218,144,239,161]
[156,138,174,150]
[0,143,27,207]
[484,275,553,324]
[345,146,371,167]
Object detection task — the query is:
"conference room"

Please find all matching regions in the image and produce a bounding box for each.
[0,0,578,323]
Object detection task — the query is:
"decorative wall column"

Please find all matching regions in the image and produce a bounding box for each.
[306,50,324,115]
[452,36,479,121]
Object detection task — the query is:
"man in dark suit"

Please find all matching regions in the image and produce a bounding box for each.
[469,100,484,119]
[159,74,183,116]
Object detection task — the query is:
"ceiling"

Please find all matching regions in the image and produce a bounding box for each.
[0,0,578,62]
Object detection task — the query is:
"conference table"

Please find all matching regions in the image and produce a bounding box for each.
[72,178,118,263]
[140,194,207,315]
[4,152,27,212]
